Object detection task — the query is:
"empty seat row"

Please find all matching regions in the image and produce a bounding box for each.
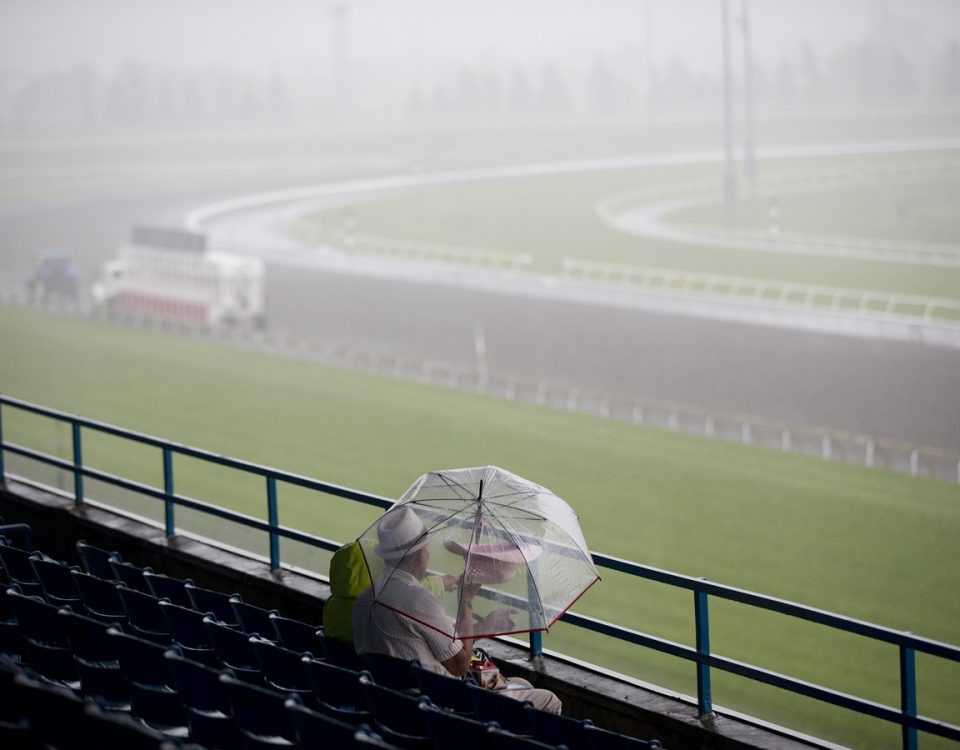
[0,652,398,750]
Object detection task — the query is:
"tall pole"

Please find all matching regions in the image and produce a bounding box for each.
[330,2,349,117]
[740,0,755,190]
[721,0,737,224]
[642,0,655,119]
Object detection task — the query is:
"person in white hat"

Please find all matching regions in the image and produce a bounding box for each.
[352,506,561,713]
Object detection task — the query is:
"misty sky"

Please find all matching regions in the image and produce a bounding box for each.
[2,0,958,80]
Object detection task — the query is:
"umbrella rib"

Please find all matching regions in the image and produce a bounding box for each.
[434,472,482,500]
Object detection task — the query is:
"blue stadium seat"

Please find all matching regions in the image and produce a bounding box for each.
[109,559,154,594]
[186,583,242,627]
[0,584,22,658]
[487,724,567,750]
[203,615,261,682]
[144,570,194,607]
[412,662,475,713]
[583,724,662,749]
[109,628,188,736]
[109,627,177,688]
[58,608,128,707]
[232,599,278,639]
[270,612,325,655]
[354,727,406,748]
[165,648,241,750]
[6,587,78,685]
[301,655,371,724]
[29,556,83,609]
[118,585,170,645]
[0,543,44,596]
[12,668,90,750]
[466,681,533,736]
[0,522,33,551]
[75,539,120,581]
[220,671,299,747]
[286,697,363,749]
[158,600,217,666]
[419,700,495,750]
[524,704,593,750]
[362,651,420,691]
[71,570,127,624]
[360,673,432,747]
[250,634,312,699]
[85,700,171,750]
[0,655,30,745]
[324,633,367,671]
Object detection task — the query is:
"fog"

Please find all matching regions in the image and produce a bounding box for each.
[1,0,958,139]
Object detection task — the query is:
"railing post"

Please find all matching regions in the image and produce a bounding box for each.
[529,630,543,663]
[0,401,5,482]
[695,587,714,720]
[162,447,175,538]
[900,643,918,750]
[71,420,84,505]
[527,561,544,665]
[266,476,280,571]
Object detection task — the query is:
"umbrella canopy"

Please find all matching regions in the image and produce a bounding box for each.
[356,466,600,640]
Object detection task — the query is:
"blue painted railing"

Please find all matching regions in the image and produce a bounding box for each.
[1,395,958,748]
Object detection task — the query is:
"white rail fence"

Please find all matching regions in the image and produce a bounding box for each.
[215,330,960,485]
[561,258,960,326]
[295,225,533,271]
[3,292,957,486]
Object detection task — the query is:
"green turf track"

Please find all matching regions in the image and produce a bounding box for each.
[298,149,960,303]
[2,306,959,748]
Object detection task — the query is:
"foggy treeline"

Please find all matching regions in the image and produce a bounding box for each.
[2,39,958,135]
[1,0,959,136]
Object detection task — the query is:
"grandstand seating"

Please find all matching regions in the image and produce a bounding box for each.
[0,541,44,596]
[302,653,373,724]
[270,611,325,655]
[204,615,262,683]
[30,556,83,608]
[524,704,593,750]
[419,700,495,750]
[412,661,475,712]
[144,570,195,607]
[72,569,127,623]
[111,558,155,594]
[186,583,243,628]
[250,635,313,700]
[76,539,121,581]
[363,650,420,691]
[159,600,219,666]
[232,599,278,639]
[119,585,173,645]
[0,522,666,750]
[466,680,535,735]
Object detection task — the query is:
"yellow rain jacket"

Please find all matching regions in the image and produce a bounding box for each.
[323,541,372,644]
[323,541,447,644]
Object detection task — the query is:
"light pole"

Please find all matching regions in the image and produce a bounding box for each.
[740,0,756,190]
[721,0,738,224]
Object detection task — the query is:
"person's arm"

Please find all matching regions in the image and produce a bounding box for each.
[440,583,480,676]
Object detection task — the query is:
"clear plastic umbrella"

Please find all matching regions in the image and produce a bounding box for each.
[356,466,600,640]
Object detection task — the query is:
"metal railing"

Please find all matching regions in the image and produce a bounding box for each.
[1,394,958,748]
